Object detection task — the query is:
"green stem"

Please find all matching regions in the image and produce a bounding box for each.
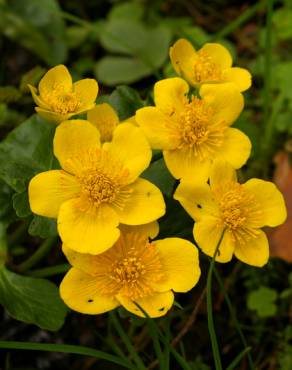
[0,341,133,369]
[26,263,70,278]
[109,312,146,370]
[214,1,265,40]
[206,229,226,370]
[17,236,58,272]
[7,220,30,248]
[213,267,256,370]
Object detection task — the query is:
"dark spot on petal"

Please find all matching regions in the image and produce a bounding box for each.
[158,307,165,312]
[197,204,202,209]
[88,299,94,303]
[147,192,151,197]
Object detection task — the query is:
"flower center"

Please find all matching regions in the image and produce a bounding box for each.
[93,232,165,300]
[194,50,222,83]
[43,84,79,114]
[79,170,118,205]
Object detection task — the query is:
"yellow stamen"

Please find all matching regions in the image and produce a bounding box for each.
[194,50,222,83]
[43,83,79,114]
[93,232,165,300]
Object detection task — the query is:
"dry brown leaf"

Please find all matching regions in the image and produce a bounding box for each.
[269,151,292,262]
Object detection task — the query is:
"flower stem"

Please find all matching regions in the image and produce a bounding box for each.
[17,236,58,272]
[206,229,226,370]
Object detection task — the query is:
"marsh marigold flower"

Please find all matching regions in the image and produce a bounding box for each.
[29,120,165,254]
[28,65,98,123]
[174,160,287,267]
[170,39,251,92]
[87,103,137,143]
[136,77,251,180]
[60,227,201,317]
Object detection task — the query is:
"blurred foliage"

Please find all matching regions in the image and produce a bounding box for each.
[0,0,291,369]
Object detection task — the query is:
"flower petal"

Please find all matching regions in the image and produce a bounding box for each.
[194,218,235,262]
[35,107,73,124]
[28,85,50,109]
[200,83,244,127]
[29,170,80,218]
[169,39,197,85]
[209,159,237,188]
[62,245,96,274]
[103,123,151,182]
[154,77,189,116]
[136,107,180,150]
[39,65,72,97]
[58,199,120,254]
[117,291,174,318]
[116,178,165,225]
[163,148,211,180]
[87,103,119,142]
[60,268,119,314]
[243,179,287,227]
[216,128,251,169]
[234,230,269,267]
[120,221,159,239]
[54,120,100,173]
[200,43,232,69]
[174,180,217,221]
[223,67,252,92]
[154,238,200,292]
[73,79,98,111]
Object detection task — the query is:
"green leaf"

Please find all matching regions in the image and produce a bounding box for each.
[105,86,144,120]
[0,114,55,192]
[0,180,16,225]
[28,216,57,238]
[274,62,292,100]
[108,1,144,21]
[247,286,277,318]
[96,56,152,85]
[141,158,175,197]
[98,19,171,84]
[273,8,292,40]
[274,111,292,133]
[0,267,67,330]
[12,192,31,218]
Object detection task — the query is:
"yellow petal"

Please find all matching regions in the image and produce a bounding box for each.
[169,39,197,85]
[28,85,50,109]
[73,79,98,112]
[223,67,252,92]
[243,179,287,227]
[174,180,217,221]
[194,218,234,262]
[154,77,189,116]
[154,238,200,292]
[117,290,174,318]
[200,83,244,126]
[234,230,269,267]
[39,65,72,97]
[87,103,119,142]
[54,120,100,173]
[216,128,251,169]
[115,178,165,225]
[122,115,138,126]
[62,244,96,274]
[120,221,159,239]
[135,107,179,150]
[60,268,119,314]
[58,199,120,254]
[209,159,237,188]
[35,107,74,124]
[103,123,151,182]
[163,148,211,180]
[29,170,80,218]
[200,43,232,69]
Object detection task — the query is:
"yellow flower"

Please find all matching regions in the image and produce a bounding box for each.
[28,65,98,123]
[136,77,251,180]
[28,120,165,254]
[60,227,201,318]
[170,39,251,92]
[174,160,287,267]
[87,103,138,143]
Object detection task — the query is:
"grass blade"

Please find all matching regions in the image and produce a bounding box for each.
[226,347,252,370]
